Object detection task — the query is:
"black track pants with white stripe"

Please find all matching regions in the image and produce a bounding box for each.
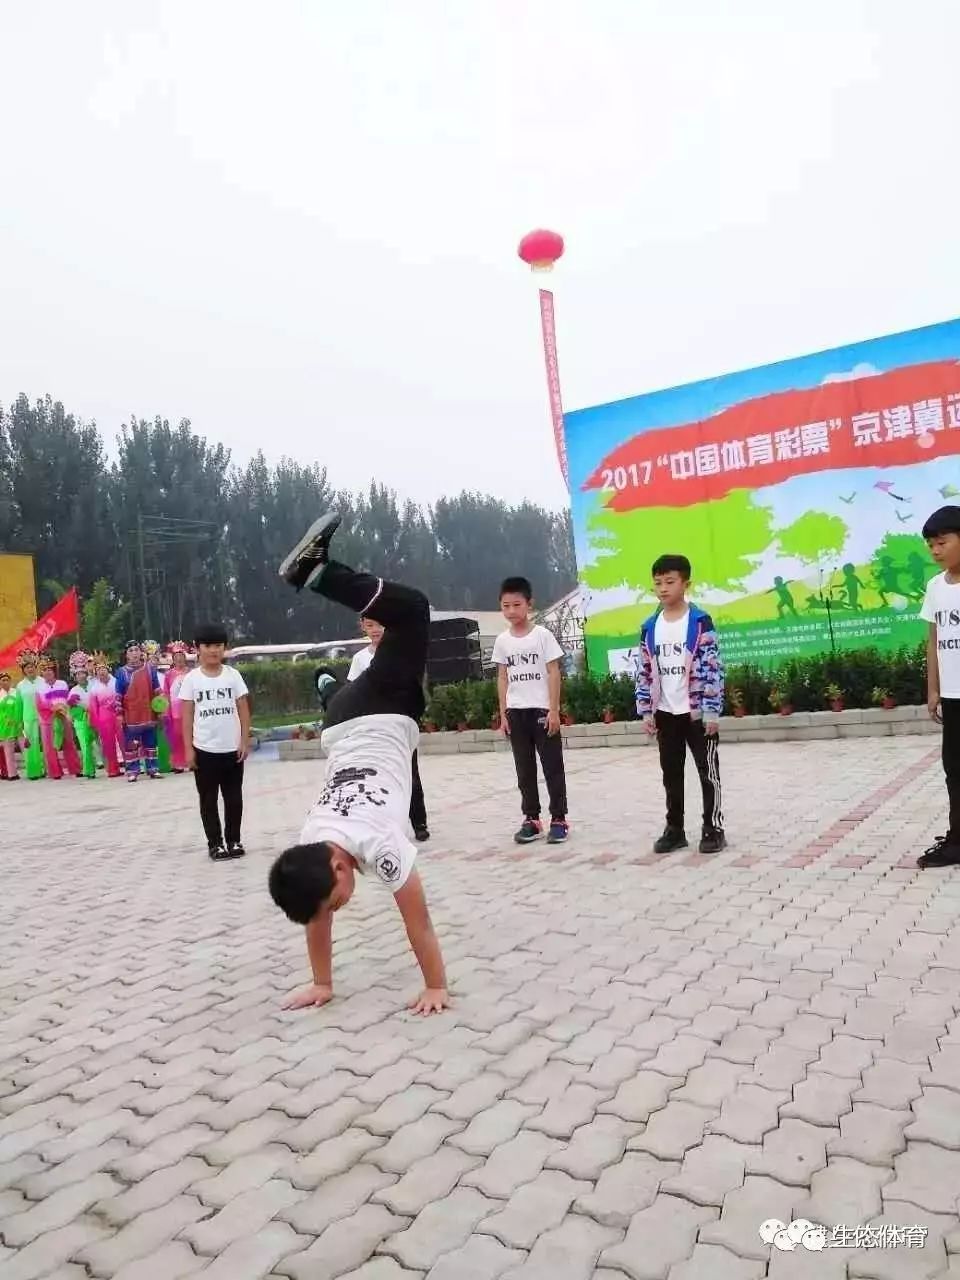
[654,710,723,835]
[314,560,429,729]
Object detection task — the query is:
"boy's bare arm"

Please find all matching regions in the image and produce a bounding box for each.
[181,701,196,766]
[497,666,509,732]
[394,869,449,1014]
[236,693,251,759]
[928,623,942,721]
[546,659,562,733]
[282,912,334,1010]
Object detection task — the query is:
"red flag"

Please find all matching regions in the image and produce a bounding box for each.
[0,589,80,670]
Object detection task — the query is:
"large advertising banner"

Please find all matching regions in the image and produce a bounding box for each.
[0,554,37,650]
[565,318,960,673]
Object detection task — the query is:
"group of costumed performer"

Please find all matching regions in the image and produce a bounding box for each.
[0,640,194,780]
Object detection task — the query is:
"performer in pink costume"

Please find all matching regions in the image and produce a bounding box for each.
[37,656,82,779]
[163,641,192,772]
[88,652,124,778]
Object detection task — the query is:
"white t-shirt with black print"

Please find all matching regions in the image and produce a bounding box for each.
[654,611,691,715]
[178,665,249,753]
[922,573,960,698]
[492,625,565,711]
[299,713,418,893]
[346,646,374,682]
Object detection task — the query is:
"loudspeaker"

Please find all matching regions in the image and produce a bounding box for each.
[426,617,484,685]
[427,654,484,686]
[429,616,479,642]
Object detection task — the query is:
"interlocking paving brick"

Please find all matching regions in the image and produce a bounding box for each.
[190,1148,289,1206]
[274,1204,409,1280]
[828,1103,910,1166]
[432,1076,512,1123]
[282,1163,395,1234]
[502,1213,622,1280]
[183,1177,303,1254]
[0,1221,111,1280]
[629,1100,716,1159]
[358,1086,449,1137]
[477,1169,589,1248]
[574,1152,679,1228]
[424,1234,523,1280]
[700,1175,796,1260]
[77,1195,208,1276]
[544,1114,634,1180]
[378,1146,481,1215]
[747,1118,833,1186]
[366,1115,462,1176]
[659,1138,746,1206]
[781,1074,858,1127]
[848,1200,957,1279]
[462,1131,563,1200]
[600,1194,716,1279]
[97,1157,209,1226]
[525,1083,609,1139]
[187,1221,307,1280]
[382,1187,496,1269]
[672,1060,749,1107]
[707,1084,786,1144]
[905,1086,960,1149]
[669,1244,766,1280]
[279,1098,370,1153]
[598,1072,683,1123]
[854,1060,924,1110]
[111,1240,209,1280]
[3,1170,121,1246]
[794,1155,892,1227]
[884,1142,960,1214]
[809,1033,875,1079]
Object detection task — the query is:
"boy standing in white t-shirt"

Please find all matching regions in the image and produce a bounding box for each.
[493,575,569,845]
[179,624,251,861]
[919,505,960,868]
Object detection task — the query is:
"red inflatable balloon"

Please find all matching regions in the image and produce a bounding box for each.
[518,229,564,272]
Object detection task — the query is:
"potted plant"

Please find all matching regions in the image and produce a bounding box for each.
[728,688,747,718]
[767,686,793,716]
[871,686,896,711]
[423,719,437,733]
[602,706,616,724]
[825,682,844,712]
[291,725,302,740]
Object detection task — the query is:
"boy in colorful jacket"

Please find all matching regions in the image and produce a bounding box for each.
[635,554,726,855]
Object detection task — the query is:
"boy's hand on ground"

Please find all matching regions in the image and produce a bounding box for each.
[282,982,334,1010]
[643,718,657,737]
[705,720,719,736]
[928,695,943,723]
[409,987,450,1015]
[546,710,561,736]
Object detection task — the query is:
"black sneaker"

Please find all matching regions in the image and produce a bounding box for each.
[918,836,960,869]
[654,827,688,854]
[208,841,228,859]
[225,841,246,859]
[699,830,727,855]
[279,512,342,590]
[514,818,543,845]
[414,826,430,843]
[547,820,569,845]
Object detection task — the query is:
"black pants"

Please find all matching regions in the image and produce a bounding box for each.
[942,698,960,842]
[655,711,723,835]
[508,707,567,821]
[313,560,429,729]
[410,749,428,829]
[194,748,244,846]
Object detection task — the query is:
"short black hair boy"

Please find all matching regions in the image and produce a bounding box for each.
[499,576,533,602]
[651,554,692,581]
[193,622,229,647]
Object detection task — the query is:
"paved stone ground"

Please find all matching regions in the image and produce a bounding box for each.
[2,736,960,1280]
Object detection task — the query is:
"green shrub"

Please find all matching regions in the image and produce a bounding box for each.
[236,659,349,717]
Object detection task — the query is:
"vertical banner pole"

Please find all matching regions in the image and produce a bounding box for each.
[538,288,570,490]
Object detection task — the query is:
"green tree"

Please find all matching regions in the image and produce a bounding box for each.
[583,490,774,591]
[80,579,131,658]
[777,510,848,566]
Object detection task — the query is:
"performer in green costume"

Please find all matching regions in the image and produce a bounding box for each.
[68,651,98,778]
[15,650,45,779]
[0,670,22,778]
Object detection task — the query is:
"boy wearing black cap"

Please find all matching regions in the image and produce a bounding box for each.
[919,505,960,868]
[179,624,251,860]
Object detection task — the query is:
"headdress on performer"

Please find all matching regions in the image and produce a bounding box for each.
[91,650,111,671]
[167,640,188,655]
[125,639,143,655]
[18,648,40,670]
[69,650,90,677]
[38,653,56,672]
[0,671,9,681]
[143,639,160,661]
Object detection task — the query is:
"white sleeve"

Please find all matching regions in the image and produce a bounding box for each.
[347,653,363,682]
[539,626,565,664]
[372,831,417,892]
[178,672,196,702]
[492,634,508,666]
[920,579,938,623]
[232,668,249,697]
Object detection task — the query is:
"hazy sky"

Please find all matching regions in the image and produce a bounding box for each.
[3,1,959,510]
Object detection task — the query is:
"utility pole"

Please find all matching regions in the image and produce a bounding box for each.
[137,512,150,638]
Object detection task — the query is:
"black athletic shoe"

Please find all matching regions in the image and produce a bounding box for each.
[918,836,960,869]
[547,820,570,845]
[414,826,430,843]
[514,818,543,844]
[208,841,227,859]
[225,841,246,859]
[654,827,688,854]
[279,512,342,590]
[699,829,727,855]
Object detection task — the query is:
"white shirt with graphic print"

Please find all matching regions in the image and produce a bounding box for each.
[178,665,249,752]
[921,572,960,698]
[654,611,691,715]
[299,713,418,893]
[492,625,564,711]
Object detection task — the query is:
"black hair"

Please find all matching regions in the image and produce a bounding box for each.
[651,554,692,581]
[499,575,533,602]
[193,622,229,647]
[268,843,336,924]
[922,506,960,540]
